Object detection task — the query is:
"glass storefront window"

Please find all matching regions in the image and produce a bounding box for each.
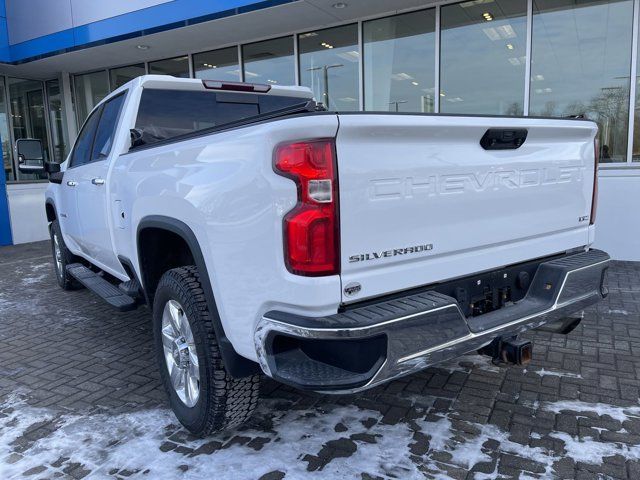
[631,9,640,161]
[440,0,527,115]
[243,37,295,86]
[110,64,145,90]
[363,9,436,112]
[299,24,359,110]
[73,71,109,126]
[8,78,49,181]
[0,78,13,181]
[193,47,240,81]
[46,79,70,164]
[531,0,633,163]
[148,56,190,78]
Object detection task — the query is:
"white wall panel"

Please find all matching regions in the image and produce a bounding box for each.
[71,0,174,27]
[592,170,640,261]
[6,183,48,244]
[6,0,173,45]
[6,0,72,45]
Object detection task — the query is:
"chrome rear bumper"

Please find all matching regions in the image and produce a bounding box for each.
[254,249,609,394]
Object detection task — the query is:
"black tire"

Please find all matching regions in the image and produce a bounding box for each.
[153,266,260,436]
[50,219,80,290]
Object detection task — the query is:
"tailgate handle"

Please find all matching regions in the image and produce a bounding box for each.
[480,128,528,150]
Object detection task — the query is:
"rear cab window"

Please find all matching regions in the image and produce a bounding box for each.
[133,89,306,148]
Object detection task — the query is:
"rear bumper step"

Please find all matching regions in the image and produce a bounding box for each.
[254,249,610,393]
[66,264,137,312]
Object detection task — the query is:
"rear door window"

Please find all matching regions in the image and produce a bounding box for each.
[133,89,305,147]
[91,93,127,162]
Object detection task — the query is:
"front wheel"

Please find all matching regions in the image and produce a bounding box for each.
[50,220,79,290]
[153,266,261,436]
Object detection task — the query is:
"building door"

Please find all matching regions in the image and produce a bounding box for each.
[8,78,50,182]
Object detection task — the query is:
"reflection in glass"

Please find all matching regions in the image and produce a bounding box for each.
[364,9,436,112]
[299,24,359,110]
[8,78,49,181]
[632,9,640,161]
[110,64,145,90]
[531,0,633,163]
[0,78,14,181]
[194,47,240,81]
[148,56,190,78]
[243,37,295,86]
[73,71,109,126]
[440,0,527,115]
[46,80,71,163]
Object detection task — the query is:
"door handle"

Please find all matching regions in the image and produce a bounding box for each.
[66,181,77,187]
[91,178,105,186]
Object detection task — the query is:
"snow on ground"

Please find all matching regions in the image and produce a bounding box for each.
[549,432,640,465]
[3,393,419,479]
[12,261,51,287]
[2,391,640,479]
[533,369,583,379]
[543,400,640,423]
[18,262,50,286]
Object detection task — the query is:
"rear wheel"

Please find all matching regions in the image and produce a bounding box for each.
[50,220,79,290]
[153,266,261,436]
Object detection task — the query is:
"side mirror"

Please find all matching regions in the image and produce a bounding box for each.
[16,138,45,174]
[45,161,62,184]
[45,162,61,174]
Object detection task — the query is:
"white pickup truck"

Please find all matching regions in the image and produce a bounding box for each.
[22,75,609,435]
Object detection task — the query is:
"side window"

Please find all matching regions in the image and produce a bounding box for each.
[91,93,127,162]
[69,106,102,168]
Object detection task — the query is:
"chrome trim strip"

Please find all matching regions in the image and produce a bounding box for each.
[397,333,475,363]
[262,302,463,334]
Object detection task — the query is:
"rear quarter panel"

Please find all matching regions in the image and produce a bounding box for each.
[110,114,342,361]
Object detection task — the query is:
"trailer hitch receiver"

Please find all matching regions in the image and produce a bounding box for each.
[479,337,532,366]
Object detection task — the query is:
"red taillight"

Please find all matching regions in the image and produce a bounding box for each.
[274,139,339,276]
[591,137,599,225]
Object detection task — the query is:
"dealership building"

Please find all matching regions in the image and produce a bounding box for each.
[0,0,636,259]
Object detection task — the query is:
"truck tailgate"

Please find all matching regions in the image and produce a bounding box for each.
[336,114,597,303]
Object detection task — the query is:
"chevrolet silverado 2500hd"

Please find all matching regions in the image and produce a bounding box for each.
[23,75,608,435]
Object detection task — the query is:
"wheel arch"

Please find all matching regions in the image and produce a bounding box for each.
[45,199,57,223]
[136,215,259,378]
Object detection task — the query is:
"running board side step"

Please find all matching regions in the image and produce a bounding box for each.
[66,263,137,312]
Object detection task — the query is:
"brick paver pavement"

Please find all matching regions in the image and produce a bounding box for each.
[1,241,639,479]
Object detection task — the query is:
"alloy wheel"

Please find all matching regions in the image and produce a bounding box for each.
[161,300,200,407]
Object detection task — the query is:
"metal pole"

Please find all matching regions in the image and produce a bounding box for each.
[307,64,343,109]
[434,5,441,114]
[523,0,533,116]
[627,0,639,163]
